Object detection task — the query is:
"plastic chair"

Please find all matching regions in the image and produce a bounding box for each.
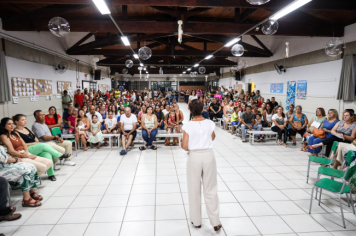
[51,127,77,163]
[309,150,356,228]
[306,141,338,183]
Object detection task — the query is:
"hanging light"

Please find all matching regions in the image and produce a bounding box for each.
[325,38,345,57]
[187,68,191,71]
[198,67,206,74]
[261,20,279,35]
[125,60,133,68]
[133,54,139,59]
[122,68,128,74]
[138,46,152,60]
[48,17,70,37]
[205,55,213,60]
[194,63,199,67]
[231,44,245,56]
[159,67,163,74]
[246,0,270,5]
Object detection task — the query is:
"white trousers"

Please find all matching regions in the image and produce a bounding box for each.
[336,142,356,163]
[186,149,220,226]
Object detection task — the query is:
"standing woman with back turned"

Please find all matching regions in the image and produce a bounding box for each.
[181,99,222,232]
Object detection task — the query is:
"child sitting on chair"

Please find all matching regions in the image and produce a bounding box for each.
[255,113,265,140]
[76,119,90,139]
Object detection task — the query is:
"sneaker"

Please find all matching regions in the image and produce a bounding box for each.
[63,160,76,166]
[254,138,261,142]
[242,138,247,142]
[54,165,61,170]
[120,150,127,155]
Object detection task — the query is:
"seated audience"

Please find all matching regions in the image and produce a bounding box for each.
[240,106,262,142]
[32,110,75,165]
[308,109,339,156]
[45,106,63,131]
[309,109,356,157]
[86,105,103,123]
[0,176,22,221]
[175,105,184,131]
[67,107,78,135]
[140,106,158,150]
[262,103,273,127]
[288,105,308,147]
[0,146,42,207]
[62,104,74,129]
[119,107,137,155]
[223,100,234,130]
[88,115,104,149]
[98,104,107,130]
[103,111,119,134]
[155,106,165,130]
[209,98,223,121]
[230,107,239,135]
[271,106,288,146]
[137,105,147,127]
[75,109,91,150]
[332,139,356,169]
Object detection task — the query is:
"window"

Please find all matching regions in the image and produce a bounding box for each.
[82,81,97,91]
[179,81,205,86]
[129,81,149,90]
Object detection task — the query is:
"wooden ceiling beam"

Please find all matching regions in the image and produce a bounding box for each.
[1,0,355,11]
[250,35,273,57]
[73,49,269,58]
[3,19,342,37]
[67,32,96,51]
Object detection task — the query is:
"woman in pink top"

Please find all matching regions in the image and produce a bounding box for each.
[214,91,222,102]
[196,90,201,98]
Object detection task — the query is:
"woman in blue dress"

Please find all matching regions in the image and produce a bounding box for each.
[308,109,339,156]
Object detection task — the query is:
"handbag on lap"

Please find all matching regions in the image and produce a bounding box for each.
[313,128,326,139]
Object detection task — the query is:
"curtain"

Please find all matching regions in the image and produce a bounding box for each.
[337,54,355,101]
[0,51,11,102]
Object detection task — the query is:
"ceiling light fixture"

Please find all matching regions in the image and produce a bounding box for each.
[133,54,139,59]
[121,36,130,46]
[92,0,111,15]
[224,38,241,47]
[140,63,143,66]
[187,68,191,71]
[183,71,186,74]
[194,64,199,67]
[205,55,213,60]
[270,0,312,21]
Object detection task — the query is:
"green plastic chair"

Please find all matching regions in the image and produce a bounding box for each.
[306,141,338,183]
[309,150,356,228]
[51,127,77,163]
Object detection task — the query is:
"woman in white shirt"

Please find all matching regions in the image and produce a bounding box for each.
[271,106,288,146]
[181,99,222,232]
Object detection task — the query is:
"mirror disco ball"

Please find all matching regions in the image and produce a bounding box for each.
[125,60,133,68]
[194,71,198,77]
[231,44,244,57]
[246,0,270,5]
[238,60,248,69]
[325,38,345,57]
[48,17,70,37]
[262,20,279,35]
[198,67,206,74]
[190,72,194,77]
[122,69,128,74]
[138,46,152,60]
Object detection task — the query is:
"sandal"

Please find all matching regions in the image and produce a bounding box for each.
[139,146,146,151]
[0,213,22,222]
[30,192,43,201]
[22,198,41,207]
[283,143,287,147]
[48,175,57,181]
[214,224,222,231]
[292,142,296,146]
[83,148,88,151]
[151,145,157,150]
[308,145,315,151]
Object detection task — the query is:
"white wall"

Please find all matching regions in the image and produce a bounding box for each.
[240,59,356,120]
[0,56,111,125]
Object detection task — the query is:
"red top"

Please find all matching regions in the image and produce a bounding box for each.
[9,134,24,151]
[126,94,131,98]
[74,94,84,106]
[106,93,111,98]
[258,102,262,107]
[45,114,61,125]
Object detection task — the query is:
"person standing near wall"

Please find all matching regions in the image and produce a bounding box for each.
[181,99,222,232]
[62,90,72,111]
[74,89,83,108]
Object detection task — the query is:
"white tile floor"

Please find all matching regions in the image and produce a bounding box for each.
[1,103,356,236]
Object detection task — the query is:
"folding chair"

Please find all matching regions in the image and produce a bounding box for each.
[309,150,356,228]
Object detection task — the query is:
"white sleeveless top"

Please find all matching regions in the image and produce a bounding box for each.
[266,112,273,122]
[182,119,215,150]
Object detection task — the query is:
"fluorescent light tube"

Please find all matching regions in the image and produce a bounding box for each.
[133,54,139,59]
[140,63,143,66]
[194,64,199,67]
[183,71,186,74]
[143,67,146,70]
[205,55,213,60]
[121,36,130,46]
[224,38,241,47]
[92,0,111,15]
[187,68,191,71]
[270,0,312,21]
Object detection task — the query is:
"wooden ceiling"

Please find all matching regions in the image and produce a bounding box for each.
[0,0,355,74]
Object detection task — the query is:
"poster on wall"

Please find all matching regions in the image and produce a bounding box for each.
[296,80,307,99]
[276,83,284,93]
[270,83,276,93]
[286,81,296,111]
